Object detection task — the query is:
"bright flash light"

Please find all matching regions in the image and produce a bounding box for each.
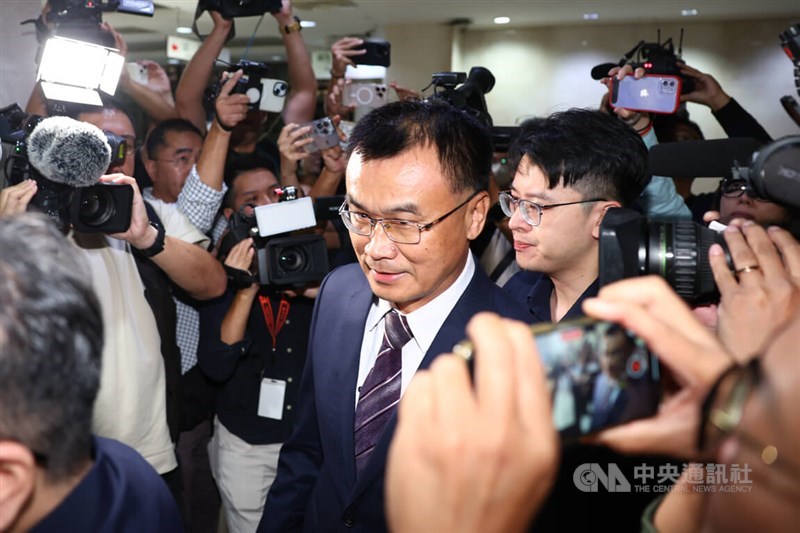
[36,36,124,105]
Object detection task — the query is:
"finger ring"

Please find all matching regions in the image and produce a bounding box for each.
[735,264,760,274]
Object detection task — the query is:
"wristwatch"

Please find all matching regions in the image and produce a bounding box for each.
[282,16,301,35]
[137,219,166,258]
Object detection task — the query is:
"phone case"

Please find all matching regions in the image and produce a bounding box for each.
[125,62,148,85]
[301,118,340,153]
[353,40,391,67]
[342,83,388,108]
[259,78,288,113]
[610,75,682,114]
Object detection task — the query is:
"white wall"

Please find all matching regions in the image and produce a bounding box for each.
[0,1,42,110]
[453,19,798,139]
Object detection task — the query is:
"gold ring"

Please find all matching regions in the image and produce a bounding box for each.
[735,265,760,274]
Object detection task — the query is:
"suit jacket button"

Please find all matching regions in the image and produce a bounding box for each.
[343,514,354,528]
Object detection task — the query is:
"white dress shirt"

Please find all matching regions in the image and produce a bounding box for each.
[355,253,476,406]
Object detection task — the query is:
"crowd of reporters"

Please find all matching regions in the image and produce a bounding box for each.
[1,1,798,532]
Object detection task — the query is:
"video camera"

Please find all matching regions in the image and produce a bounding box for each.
[424,67,520,153]
[219,186,329,287]
[599,136,800,304]
[0,105,133,234]
[591,30,695,95]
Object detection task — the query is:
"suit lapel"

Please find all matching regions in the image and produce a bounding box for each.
[319,270,375,488]
[347,267,492,502]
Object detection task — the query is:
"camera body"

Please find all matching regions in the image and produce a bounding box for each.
[0,105,132,234]
[628,39,695,95]
[221,186,329,286]
[199,0,282,19]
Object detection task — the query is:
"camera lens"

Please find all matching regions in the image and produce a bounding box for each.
[78,187,115,227]
[278,246,308,274]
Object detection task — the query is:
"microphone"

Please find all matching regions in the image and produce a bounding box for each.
[648,138,763,177]
[27,116,111,187]
[591,62,620,80]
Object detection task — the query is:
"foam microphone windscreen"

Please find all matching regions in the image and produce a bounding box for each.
[27,116,112,187]
[648,138,763,178]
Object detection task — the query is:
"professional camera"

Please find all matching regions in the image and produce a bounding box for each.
[600,136,800,303]
[0,105,133,234]
[590,30,695,95]
[779,23,800,127]
[198,0,282,19]
[424,66,520,153]
[219,186,329,287]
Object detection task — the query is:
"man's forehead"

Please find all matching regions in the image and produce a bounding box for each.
[79,108,135,138]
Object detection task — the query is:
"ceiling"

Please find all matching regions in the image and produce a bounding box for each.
[107,0,800,60]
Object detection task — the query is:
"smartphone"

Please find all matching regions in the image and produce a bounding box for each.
[259,78,288,113]
[453,317,661,438]
[342,83,388,108]
[300,117,340,153]
[353,39,391,67]
[610,74,682,114]
[125,62,148,85]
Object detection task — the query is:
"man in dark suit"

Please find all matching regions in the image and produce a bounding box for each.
[258,100,530,532]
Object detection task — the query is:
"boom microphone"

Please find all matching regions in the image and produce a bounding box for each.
[591,62,620,80]
[27,116,111,187]
[648,138,763,178]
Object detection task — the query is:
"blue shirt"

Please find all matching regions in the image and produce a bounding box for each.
[504,270,599,323]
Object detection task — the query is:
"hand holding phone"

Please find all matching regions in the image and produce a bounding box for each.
[299,117,340,153]
[352,39,391,67]
[610,75,682,114]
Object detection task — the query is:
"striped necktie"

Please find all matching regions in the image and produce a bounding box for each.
[354,309,413,476]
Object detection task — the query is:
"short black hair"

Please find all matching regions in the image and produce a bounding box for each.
[222,154,280,209]
[509,108,650,207]
[0,214,102,482]
[146,118,204,159]
[653,114,705,143]
[346,99,492,194]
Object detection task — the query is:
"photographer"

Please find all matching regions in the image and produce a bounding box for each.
[197,159,317,532]
[388,269,800,532]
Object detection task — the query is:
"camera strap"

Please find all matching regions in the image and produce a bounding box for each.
[192,3,236,42]
[258,293,290,350]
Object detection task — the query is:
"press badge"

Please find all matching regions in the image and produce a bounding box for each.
[258,378,286,420]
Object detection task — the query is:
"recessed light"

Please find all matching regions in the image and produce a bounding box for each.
[176,26,192,34]
[583,13,599,20]
[272,55,283,61]
[681,9,698,16]
[300,20,316,28]
[493,16,511,25]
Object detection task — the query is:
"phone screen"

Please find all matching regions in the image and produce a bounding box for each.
[532,319,660,438]
[453,318,661,439]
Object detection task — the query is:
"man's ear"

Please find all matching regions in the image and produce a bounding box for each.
[222,207,233,220]
[0,441,36,532]
[591,201,621,240]
[466,191,490,241]
[143,158,158,184]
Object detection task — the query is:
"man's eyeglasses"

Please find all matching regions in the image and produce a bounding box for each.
[338,190,480,245]
[720,179,770,202]
[698,358,800,477]
[498,191,606,227]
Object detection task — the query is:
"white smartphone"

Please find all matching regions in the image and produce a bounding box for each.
[610,74,682,114]
[125,62,148,85]
[342,83,388,109]
[300,117,340,154]
[259,78,288,113]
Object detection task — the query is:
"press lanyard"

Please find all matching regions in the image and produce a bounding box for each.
[258,293,291,350]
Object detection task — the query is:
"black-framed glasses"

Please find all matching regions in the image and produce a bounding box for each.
[498,191,606,227]
[720,179,770,202]
[698,358,800,477]
[338,190,481,245]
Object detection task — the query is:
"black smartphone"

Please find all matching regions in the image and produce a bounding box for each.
[353,39,391,67]
[453,317,661,439]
